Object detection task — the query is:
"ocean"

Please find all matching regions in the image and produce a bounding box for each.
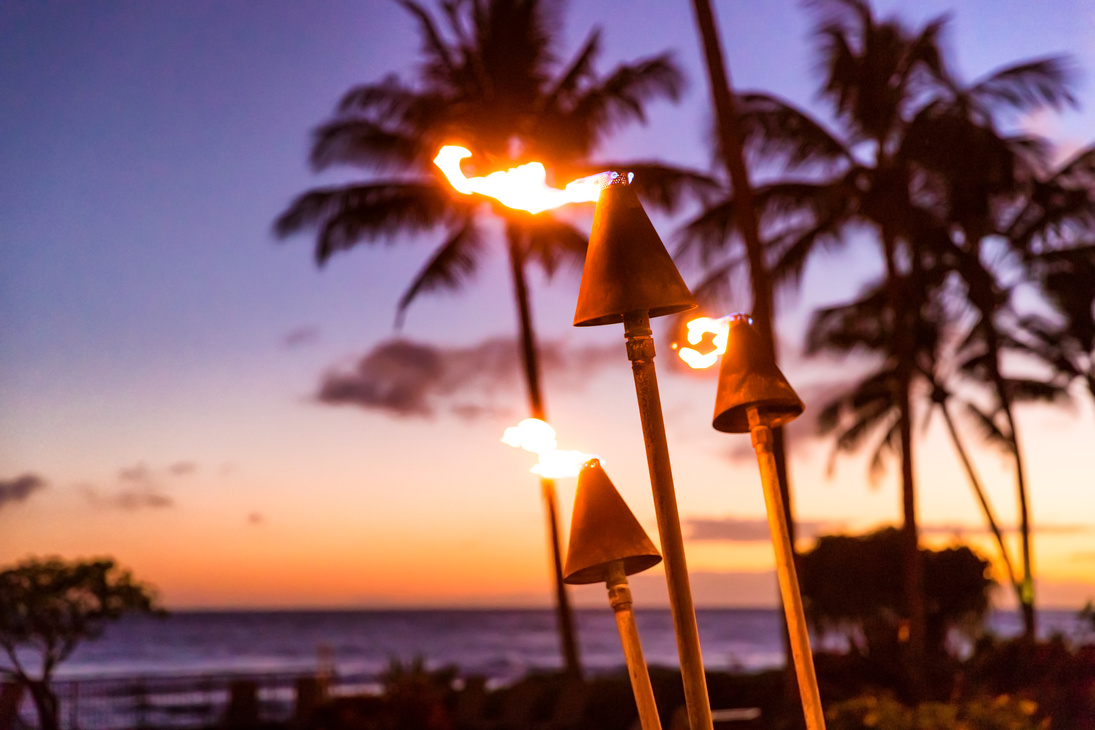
[9,608,1088,728]
[53,607,1087,686]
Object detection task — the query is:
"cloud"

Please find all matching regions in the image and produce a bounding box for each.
[685,515,834,542]
[315,336,620,420]
[283,325,320,349]
[919,522,1093,537]
[168,461,198,476]
[247,512,265,525]
[83,461,186,510]
[84,486,174,510]
[0,474,48,511]
[119,463,153,483]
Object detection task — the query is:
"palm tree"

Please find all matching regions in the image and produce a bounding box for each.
[680,0,1076,650]
[1006,146,1095,415]
[681,0,959,675]
[897,53,1077,640]
[687,0,802,685]
[274,0,706,677]
[806,265,1031,653]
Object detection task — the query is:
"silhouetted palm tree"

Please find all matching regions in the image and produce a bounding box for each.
[806,266,1033,645]
[1007,147,1095,414]
[274,0,709,678]
[899,50,1077,639]
[680,0,1075,649]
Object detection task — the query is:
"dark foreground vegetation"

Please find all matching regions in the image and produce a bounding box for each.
[300,634,1095,730]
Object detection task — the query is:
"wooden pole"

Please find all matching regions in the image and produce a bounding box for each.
[748,406,826,730]
[623,310,714,730]
[607,562,662,730]
[542,476,583,678]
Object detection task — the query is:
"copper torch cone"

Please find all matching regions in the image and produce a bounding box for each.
[573,177,696,327]
[712,316,804,433]
[564,459,662,585]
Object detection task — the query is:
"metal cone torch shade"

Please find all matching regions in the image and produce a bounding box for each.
[564,459,664,730]
[564,459,662,585]
[712,316,804,433]
[710,317,824,729]
[573,173,712,730]
[573,177,696,327]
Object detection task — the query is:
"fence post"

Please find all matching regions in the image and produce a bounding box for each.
[224,679,259,729]
[0,683,24,730]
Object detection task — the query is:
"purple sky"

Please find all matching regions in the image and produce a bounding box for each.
[2,1,1094,608]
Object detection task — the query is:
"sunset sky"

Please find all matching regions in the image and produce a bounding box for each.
[2,1,1094,612]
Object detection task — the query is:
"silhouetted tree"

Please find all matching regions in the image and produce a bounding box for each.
[799,527,993,666]
[274,0,712,678]
[0,557,162,730]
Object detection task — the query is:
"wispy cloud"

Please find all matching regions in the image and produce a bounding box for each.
[919,522,1093,536]
[119,463,153,483]
[283,325,320,349]
[82,461,194,511]
[0,473,48,511]
[315,336,619,420]
[168,461,198,476]
[84,487,174,510]
[685,515,835,542]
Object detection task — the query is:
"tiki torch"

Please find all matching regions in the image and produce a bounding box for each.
[573,176,714,730]
[564,459,663,730]
[712,315,825,730]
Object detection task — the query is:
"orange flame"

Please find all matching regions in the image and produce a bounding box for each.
[501,418,596,479]
[674,316,730,369]
[434,145,610,214]
[674,314,755,369]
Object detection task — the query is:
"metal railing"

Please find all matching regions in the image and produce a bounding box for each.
[8,670,366,730]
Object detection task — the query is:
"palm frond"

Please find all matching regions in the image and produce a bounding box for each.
[274,182,455,265]
[736,92,851,170]
[683,256,748,315]
[568,54,683,148]
[867,416,901,483]
[806,282,888,355]
[544,29,601,107]
[397,0,460,83]
[309,118,424,173]
[962,402,1013,453]
[771,213,854,290]
[1003,377,1070,405]
[676,197,740,263]
[521,214,587,279]
[337,75,419,116]
[395,217,484,327]
[968,57,1077,115]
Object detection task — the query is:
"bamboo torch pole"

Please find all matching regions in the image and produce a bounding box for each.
[711,316,825,729]
[607,561,662,730]
[748,407,825,730]
[572,177,712,730]
[623,311,713,730]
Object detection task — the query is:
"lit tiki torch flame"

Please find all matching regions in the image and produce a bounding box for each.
[501,418,597,479]
[433,145,618,214]
[674,313,752,369]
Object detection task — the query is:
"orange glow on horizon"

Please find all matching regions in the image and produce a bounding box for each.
[433,145,610,214]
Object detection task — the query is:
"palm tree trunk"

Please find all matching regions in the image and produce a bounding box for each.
[937,398,1021,602]
[689,0,800,681]
[994,374,1037,639]
[506,225,583,678]
[881,226,926,691]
